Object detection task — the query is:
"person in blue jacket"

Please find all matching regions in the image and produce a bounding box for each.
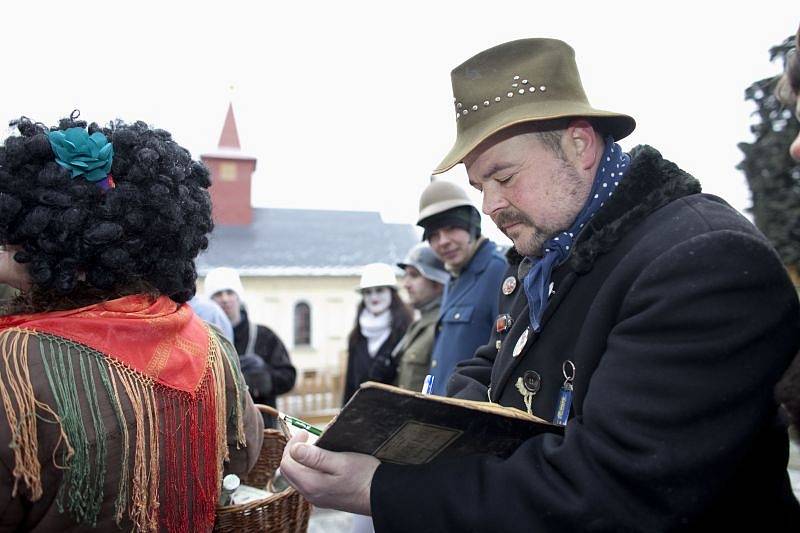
[416,180,507,395]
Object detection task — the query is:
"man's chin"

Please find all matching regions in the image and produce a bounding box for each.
[512,236,545,257]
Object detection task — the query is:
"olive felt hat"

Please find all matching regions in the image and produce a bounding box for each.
[433,38,636,174]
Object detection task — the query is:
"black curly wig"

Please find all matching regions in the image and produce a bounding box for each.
[0,113,213,311]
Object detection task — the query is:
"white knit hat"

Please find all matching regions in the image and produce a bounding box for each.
[204,267,246,302]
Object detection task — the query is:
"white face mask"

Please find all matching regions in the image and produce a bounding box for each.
[362,287,392,315]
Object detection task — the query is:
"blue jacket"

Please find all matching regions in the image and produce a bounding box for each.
[428,238,507,395]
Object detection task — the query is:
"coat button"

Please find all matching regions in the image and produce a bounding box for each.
[431,360,438,368]
[454,312,461,320]
[522,370,541,394]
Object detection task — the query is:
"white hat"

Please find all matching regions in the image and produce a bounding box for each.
[204,267,246,302]
[359,263,397,290]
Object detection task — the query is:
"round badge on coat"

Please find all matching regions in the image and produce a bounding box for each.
[502,276,517,295]
[512,327,530,358]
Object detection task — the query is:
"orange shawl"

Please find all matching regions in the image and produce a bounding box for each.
[0,294,209,394]
[0,294,246,532]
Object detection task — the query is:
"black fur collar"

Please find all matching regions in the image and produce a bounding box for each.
[505,145,702,272]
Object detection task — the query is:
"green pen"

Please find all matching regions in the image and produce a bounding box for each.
[279,412,323,436]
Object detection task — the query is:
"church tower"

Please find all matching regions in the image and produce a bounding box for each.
[201,103,257,225]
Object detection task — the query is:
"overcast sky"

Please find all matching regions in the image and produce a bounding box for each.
[2,1,796,246]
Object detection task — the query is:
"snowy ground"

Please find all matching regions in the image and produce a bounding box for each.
[308,507,353,533]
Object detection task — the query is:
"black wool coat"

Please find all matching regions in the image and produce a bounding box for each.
[343,320,408,405]
[371,146,800,532]
[233,311,297,409]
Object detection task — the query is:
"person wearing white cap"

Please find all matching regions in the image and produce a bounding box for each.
[205,267,296,415]
[343,263,413,404]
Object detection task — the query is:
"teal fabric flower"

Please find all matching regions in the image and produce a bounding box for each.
[47,127,113,182]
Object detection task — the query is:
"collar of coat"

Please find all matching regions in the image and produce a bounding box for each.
[505,145,702,273]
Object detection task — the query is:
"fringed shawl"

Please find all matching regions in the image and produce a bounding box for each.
[0,294,248,532]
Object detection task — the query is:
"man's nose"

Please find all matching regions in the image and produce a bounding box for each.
[482,189,507,216]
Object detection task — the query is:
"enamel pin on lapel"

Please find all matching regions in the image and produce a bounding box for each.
[502,276,517,295]
[512,327,530,357]
[495,314,513,333]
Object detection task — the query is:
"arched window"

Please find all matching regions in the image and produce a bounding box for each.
[294,301,311,347]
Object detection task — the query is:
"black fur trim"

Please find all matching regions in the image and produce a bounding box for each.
[568,145,701,273]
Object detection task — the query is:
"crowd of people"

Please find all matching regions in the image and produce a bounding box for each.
[0,23,798,533]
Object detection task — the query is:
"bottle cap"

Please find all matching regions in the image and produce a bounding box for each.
[222,474,241,492]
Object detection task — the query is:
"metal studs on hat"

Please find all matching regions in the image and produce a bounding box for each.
[454,75,549,120]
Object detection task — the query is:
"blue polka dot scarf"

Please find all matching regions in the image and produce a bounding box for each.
[523,136,630,332]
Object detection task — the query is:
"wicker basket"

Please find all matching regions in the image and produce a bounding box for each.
[215,404,313,532]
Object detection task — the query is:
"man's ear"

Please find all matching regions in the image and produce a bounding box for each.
[565,119,600,171]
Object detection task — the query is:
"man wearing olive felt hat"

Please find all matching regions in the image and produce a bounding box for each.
[435,37,635,174]
[281,38,800,531]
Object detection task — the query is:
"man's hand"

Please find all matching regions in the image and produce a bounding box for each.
[280,431,380,515]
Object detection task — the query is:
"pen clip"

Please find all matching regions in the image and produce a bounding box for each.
[421,374,435,394]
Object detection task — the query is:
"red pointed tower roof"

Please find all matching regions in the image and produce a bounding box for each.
[201,102,256,226]
[218,103,241,149]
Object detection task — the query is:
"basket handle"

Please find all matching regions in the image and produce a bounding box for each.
[256,404,280,418]
[254,403,292,439]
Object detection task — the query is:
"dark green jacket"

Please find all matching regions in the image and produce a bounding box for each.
[393,297,441,392]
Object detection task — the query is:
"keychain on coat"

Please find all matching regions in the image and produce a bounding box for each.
[552,360,575,426]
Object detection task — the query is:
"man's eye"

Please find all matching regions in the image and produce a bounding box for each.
[496,175,513,184]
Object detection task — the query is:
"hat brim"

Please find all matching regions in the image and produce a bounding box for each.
[396,262,449,285]
[433,101,635,174]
